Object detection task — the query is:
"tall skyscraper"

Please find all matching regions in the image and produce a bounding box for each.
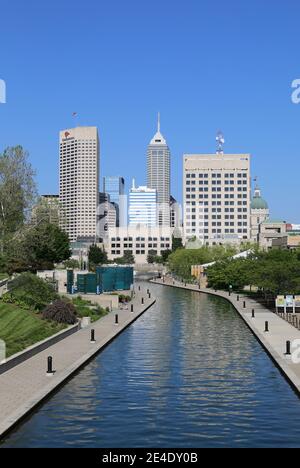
[103,176,125,227]
[129,179,157,227]
[147,114,171,226]
[59,126,100,242]
[183,152,251,245]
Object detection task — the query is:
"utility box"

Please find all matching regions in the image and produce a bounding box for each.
[67,269,74,294]
[96,266,133,292]
[75,266,133,294]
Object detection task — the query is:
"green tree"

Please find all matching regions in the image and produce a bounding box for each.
[5,222,71,273]
[115,250,135,265]
[172,235,183,252]
[26,222,71,270]
[161,249,172,263]
[207,258,249,291]
[168,244,242,281]
[63,259,80,269]
[254,249,300,296]
[2,272,58,311]
[0,146,37,252]
[206,248,300,297]
[88,244,108,270]
[147,250,157,264]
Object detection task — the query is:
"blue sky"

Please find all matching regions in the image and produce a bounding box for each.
[0,0,299,221]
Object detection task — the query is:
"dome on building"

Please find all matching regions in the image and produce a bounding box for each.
[251,185,269,210]
[185,238,203,249]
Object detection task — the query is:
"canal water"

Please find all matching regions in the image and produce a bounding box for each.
[2,282,300,448]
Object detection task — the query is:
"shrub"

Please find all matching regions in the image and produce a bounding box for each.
[63,259,80,269]
[42,300,77,324]
[3,273,58,311]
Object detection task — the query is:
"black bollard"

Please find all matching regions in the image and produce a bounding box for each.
[243,301,246,309]
[115,314,119,325]
[237,295,239,301]
[131,304,134,313]
[47,356,54,375]
[252,309,255,318]
[138,286,141,291]
[91,329,95,343]
[141,297,144,305]
[264,321,269,333]
[285,341,291,355]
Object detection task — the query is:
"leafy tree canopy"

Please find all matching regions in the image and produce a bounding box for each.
[88,244,108,269]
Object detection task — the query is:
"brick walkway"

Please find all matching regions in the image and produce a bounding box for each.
[152,277,300,395]
[0,288,155,438]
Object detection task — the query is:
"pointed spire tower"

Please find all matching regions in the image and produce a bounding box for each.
[150,112,167,145]
[147,113,171,226]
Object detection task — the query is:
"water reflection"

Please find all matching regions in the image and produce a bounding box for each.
[2,283,300,448]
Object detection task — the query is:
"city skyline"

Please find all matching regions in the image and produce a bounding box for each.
[1,1,300,222]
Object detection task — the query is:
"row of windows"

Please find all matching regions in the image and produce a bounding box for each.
[186,200,248,206]
[186,221,248,227]
[186,215,248,219]
[186,172,248,178]
[186,179,248,185]
[111,237,170,242]
[112,243,170,249]
[186,194,248,199]
[186,187,248,192]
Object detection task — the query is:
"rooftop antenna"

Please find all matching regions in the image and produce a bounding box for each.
[157,112,161,133]
[216,131,225,155]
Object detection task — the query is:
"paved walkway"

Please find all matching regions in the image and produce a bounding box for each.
[0,287,155,439]
[151,277,300,396]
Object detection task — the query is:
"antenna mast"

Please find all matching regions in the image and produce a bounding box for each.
[216,131,225,155]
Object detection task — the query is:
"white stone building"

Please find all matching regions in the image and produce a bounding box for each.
[183,152,251,245]
[105,226,176,264]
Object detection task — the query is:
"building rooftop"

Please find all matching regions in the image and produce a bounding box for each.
[251,185,269,210]
[149,113,167,145]
[261,218,286,225]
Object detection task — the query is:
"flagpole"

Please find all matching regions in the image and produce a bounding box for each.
[72,112,79,128]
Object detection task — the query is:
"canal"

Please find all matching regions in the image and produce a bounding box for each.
[2,282,300,448]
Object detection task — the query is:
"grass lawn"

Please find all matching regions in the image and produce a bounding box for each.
[0,273,8,281]
[0,303,66,357]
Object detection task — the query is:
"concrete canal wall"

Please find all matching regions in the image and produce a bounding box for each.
[0,287,155,439]
[151,278,300,396]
